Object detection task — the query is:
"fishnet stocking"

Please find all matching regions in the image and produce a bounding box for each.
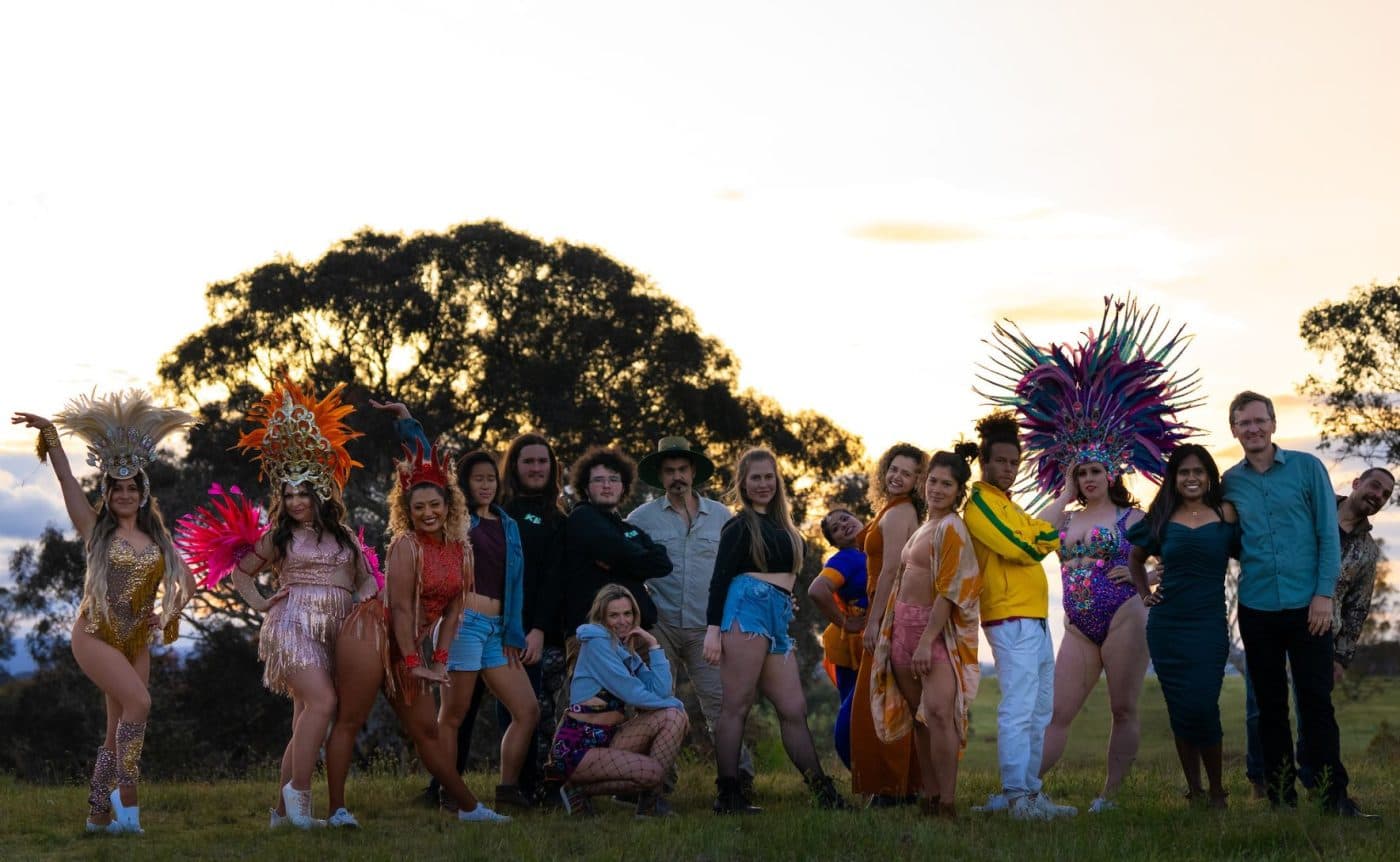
[568,708,688,797]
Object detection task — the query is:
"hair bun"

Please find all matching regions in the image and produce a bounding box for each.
[953,441,979,462]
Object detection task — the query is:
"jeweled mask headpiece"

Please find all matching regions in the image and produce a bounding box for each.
[236,375,362,500]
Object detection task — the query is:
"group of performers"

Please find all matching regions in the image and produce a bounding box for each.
[11,295,1381,834]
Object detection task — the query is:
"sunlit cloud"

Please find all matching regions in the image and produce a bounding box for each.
[849,221,983,244]
[0,459,66,541]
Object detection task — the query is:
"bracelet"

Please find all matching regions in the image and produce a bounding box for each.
[431,648,448,664]
[404,653,422,669]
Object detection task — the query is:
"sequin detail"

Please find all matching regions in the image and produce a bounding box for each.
[88,747,117,818]
[85,537,164,660]
[1059,509,1135,646]
[259,531,356,695]
[116,720,146,786]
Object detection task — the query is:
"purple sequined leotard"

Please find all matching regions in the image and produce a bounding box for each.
[1059,508,1135,646]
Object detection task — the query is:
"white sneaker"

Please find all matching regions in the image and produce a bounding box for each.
[328,807,361,828]
[1088,797,1118,814]
[1010,794,1052,821]
[972,792,1009,814]
[458,803,511,823]
[281,782,322,830]
[1034,792,1078,818]
[85,818,121,834]
[108,790,143,834]
[269,808,287,829]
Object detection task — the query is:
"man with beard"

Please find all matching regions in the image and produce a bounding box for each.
[627,436,755,796]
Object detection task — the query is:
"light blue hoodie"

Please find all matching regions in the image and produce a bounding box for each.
[568,623,683,711]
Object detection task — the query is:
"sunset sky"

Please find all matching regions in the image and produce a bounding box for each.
[3,2,1398,660]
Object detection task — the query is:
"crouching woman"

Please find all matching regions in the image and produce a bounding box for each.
[549,584,689,816]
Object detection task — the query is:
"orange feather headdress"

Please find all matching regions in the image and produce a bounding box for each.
[235,375,362,499]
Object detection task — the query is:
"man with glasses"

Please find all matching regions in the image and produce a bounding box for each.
[549,446,673,640]
[1223,391,1372,817]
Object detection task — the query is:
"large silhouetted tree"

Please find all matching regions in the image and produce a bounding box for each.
[2,219,868,779]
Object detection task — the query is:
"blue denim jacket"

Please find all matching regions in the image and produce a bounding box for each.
[395,417,525,649]
[472,505,527,650]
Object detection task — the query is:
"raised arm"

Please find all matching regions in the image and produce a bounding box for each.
[11,412,98,541]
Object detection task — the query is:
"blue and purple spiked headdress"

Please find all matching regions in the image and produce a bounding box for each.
[976,296,1202,498]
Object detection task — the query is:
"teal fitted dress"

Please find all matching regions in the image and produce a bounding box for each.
[1126,517,1240,746]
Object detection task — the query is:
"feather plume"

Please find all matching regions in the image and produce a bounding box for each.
[975,295,1203,499]
[175,484,269,589]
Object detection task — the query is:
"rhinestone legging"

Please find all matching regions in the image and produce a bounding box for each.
[116,720,147,787]
[87,747,117,819]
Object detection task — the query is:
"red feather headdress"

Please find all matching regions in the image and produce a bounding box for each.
[396,441,453,493]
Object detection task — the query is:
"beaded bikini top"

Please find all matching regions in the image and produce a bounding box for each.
[1059,509,1131,563]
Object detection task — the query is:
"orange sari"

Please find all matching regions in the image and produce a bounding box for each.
[849,495,922,796]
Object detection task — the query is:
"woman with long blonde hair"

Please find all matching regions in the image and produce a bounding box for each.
[703,448,848,813]
[548,583,689,816]
[12,392,196,834]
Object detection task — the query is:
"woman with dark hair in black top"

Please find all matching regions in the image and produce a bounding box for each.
[703,448,848,814]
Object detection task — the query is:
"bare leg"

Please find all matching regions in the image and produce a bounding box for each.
[392,690,482,812]
[286,667,337,795]
[1173,737,1203,795]
[921,660,960,803]
[715,625,768,779]
[275,699,306,815]
[1099,601,1148,799]
[893,665,938,799]
[1039,625,1102,778]
[325,622,385,813]
[1201,743,1225,800]
[482,663,540,785]
[71,628,151,808]
[757,650,822,776]
[437,670,481,786]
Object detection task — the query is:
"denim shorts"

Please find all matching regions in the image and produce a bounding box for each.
[446,609,508,671]
[720,575,793,656]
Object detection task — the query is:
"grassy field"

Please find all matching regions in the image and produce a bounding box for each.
[3,676,1397,861]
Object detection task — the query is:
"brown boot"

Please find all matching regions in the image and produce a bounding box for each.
[919,796,942,816]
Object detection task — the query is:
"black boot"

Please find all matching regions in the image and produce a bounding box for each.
[713,777,762,815]
[738,771,756,806]
[804,772,851,810]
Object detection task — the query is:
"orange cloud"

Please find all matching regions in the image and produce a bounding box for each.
[849,221,982,243]
[989,297,1105,326]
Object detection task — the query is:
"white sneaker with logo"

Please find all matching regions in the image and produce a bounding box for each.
[1034,792,1079,818]
[1010,794,1052,821]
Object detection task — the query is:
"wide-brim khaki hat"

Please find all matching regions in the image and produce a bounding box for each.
[637,436,715,488]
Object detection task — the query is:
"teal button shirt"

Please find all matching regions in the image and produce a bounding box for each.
[1222,447,1341,610]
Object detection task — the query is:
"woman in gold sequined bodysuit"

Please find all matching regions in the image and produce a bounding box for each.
[12,398,195,836]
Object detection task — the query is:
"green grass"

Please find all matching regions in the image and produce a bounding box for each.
[3,676,1397,861]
